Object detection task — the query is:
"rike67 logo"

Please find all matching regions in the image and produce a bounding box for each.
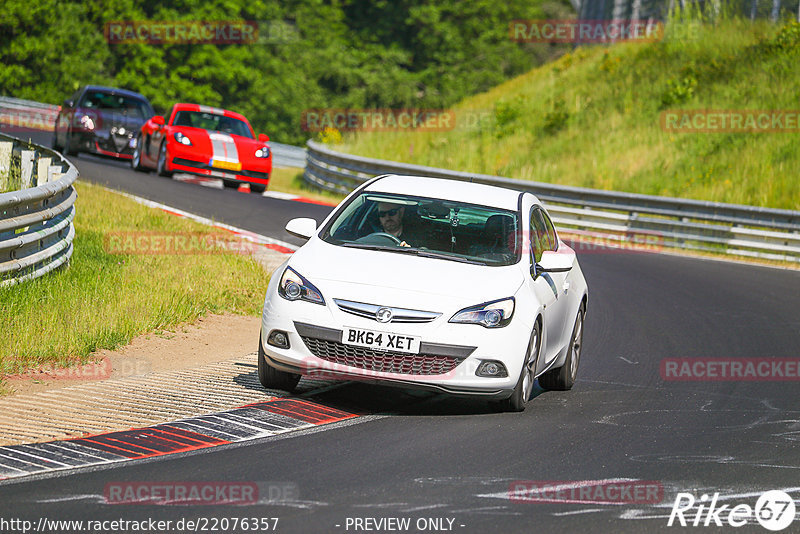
[668,490,796,531]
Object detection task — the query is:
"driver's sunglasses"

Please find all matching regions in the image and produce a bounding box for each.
[378,208,400,218]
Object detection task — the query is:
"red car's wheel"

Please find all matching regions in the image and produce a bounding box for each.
[156,141,172,177]
[131,134,147,172]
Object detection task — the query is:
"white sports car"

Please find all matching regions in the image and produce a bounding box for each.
[259,175,588,411]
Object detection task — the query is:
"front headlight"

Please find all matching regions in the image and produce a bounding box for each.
[174,132,192,146]
[255,146,270,158]
[449,297,515,328]
[278,266,324,305]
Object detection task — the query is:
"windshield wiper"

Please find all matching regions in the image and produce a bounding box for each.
[413,250,486,265]
[341,242,420,254]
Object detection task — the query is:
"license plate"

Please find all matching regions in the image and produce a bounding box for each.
[344,327,420,354]
[211,159,242,171]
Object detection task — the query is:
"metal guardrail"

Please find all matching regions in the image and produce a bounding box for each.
[0,96,60,133]
[304,140,800,262]
[0,132,78,286]
[269,142,307,168]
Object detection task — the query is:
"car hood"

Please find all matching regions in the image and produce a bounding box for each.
[290,240,525,308]
[169,127,263,160]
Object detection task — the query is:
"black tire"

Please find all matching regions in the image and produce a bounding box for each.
[222,180,239,189]
[63,129,77,156]
[156,141,172,177]
[131,134,146,172]
[258,333,301,392]
[539,304,585,391]
[51,129,61,152]
[250,183,266,194]
[495,321,541,412]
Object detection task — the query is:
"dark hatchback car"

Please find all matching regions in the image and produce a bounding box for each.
[52,85,155,159]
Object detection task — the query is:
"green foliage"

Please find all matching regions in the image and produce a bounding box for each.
[661,72,698,107]
[340,19,800,210]
[0,0,572,145]
[542,98,568,133]
[765,21,800,52]
[493,97,522,137]
[316,127,343,145]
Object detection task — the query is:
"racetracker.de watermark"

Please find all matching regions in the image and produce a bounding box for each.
[3,358,150,381]
[104,481,298,505]
[661,358,800,381]
[661,110,800,133]
[301,109,457,132]
[509,19,664,43]
[104,20,298,45]
[560,230,664,254]
[103,231,260,255]
[509,480,663,504]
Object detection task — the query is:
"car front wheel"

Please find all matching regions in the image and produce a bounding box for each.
[156,141,172,177]
[258,333,301,392]
[495,321,540,412]
[63,129,77,156]
[51,129,61,152]
[539,304,584,391]
[131,135,146,172]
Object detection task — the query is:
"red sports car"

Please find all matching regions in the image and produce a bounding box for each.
[132,103,271,193]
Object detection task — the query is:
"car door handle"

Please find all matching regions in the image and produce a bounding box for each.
[562,280,570,293]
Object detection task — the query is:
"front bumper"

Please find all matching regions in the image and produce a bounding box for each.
[260,282,531,400]
[169,152,271,185]
[73,130,136,159]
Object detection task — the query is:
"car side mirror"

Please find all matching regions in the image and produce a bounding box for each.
[153,115,165,126]
[63,99,74,108]
[285,218,317,241]
[531,250,573,278]
[258,133,269,142]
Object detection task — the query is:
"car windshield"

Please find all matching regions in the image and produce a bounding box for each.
[321,192,520,266]
[171,111,253,138]
[79,91,151,119]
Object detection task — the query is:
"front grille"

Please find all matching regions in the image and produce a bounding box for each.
[300,336,463,376]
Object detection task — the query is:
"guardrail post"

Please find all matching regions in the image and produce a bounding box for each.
[0,141,11,191]
[48,165,63,183]
[37,157,52,187]
[20,150,35,189]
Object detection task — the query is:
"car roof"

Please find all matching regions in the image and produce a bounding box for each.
[81,85,149,101]
[171,103,249,122]
[364,174,534,210]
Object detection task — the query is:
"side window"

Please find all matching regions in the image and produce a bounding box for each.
[529,207,545,264]
[539,208,558,251]
[533,209,553,250]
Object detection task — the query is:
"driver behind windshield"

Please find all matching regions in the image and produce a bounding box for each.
[377,202,412,247]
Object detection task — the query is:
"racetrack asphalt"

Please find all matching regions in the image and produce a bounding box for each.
[1,128,799,533]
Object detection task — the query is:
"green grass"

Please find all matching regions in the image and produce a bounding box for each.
[337,18,800,210]
[0,155,22,194]
[0,181,270,381]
